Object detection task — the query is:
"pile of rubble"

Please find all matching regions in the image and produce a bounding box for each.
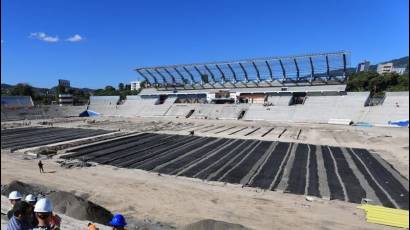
[56,159,94,169]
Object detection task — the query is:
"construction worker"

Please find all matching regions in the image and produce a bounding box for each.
[25,194,38,228]
[88,222,98,230]
[7,201,31,230]
[32,197,60,230]
[38,160,45,173]
[25,194,37,206]
[8,191,23,220]
[108,213,127,230]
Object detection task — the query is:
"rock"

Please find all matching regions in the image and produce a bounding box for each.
[305,196,315,202]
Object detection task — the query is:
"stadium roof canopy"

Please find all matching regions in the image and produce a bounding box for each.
[135,51,350,90]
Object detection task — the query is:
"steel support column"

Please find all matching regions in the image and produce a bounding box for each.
[252,62,261,82]
[154,68,168,85]
[279,59,286,81]
[265,61,274,81]
[215,64,226,83]
[325,55,330,80]
[342,53,347,78]
[194,66,206,85]
[204,64,216,82]
[136,69,151,84]
[183,66,196,84]
[238,63,249,82]
[163,68,177,84]
[293,59,300,80]
[309,57,315,82]
[174,67,189,85]
[145,69,159,84]
[227,64,237,83]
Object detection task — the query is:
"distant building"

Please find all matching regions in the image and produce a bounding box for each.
[393,67,406,75]
[131,81,141,91]
[356,61,370,72]
[58,94,73,106]
[58,79,71,88]
[377,63,406,75]
[377,63,394,74]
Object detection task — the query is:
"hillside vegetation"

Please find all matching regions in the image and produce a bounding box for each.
[346,71,408,95]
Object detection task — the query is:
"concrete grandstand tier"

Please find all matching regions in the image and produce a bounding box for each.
[243,92,370,123]
[266,95,293,106]
[88,96,121,116]
[360,92,409,125]
[1,96,34,108]
[138,96,177,117]
[189,104,250,120]
[89,96,120,105]
[1,105,86,122]
[165,104,198,118]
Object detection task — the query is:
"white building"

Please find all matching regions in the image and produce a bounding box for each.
[58,94,73,106]
[377,63,407,75]
[356,61,370,72]
[58,79,71,88]
[131,81,141,91]
[393,67,406,75]
[377,63,394,74]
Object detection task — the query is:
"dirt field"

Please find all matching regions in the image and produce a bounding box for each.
[1,117,408,229]
[0,152,397,230]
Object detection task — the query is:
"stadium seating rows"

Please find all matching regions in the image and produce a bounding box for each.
[2,92,408,125]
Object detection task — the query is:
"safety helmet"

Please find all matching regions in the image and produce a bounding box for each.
[34,198,53,213]
[25,194,37,203]
[109,213,127,227]
[8,191,23,200]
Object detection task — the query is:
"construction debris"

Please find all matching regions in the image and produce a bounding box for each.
[56,160,94,169]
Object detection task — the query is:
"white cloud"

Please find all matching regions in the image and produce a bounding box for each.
[29,32,59,43]
[66,34,83,42]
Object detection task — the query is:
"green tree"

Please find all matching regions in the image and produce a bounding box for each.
[104,86,117,95]
[93,85,117,96]
[10,83,35,97]
[118,83,124,91]
[347,71,408,94]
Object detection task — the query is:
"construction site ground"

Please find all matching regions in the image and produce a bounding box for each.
[1,116,409,229]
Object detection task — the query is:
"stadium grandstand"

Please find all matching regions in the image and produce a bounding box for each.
[1,96,34,108]
[1,51,409,126]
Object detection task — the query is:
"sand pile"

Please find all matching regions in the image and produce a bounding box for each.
[1,180,112,225]
[48,191,112,224]
[1,180,48,195]
[183,219,250,230]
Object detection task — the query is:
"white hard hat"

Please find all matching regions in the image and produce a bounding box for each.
[8,191,23,200]
[34,198,53,213]
[25,194,37,202]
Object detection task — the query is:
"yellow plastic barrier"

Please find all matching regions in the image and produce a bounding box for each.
[358,204,409,228]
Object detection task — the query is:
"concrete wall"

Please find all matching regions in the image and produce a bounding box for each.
[1,105,86,121]
[360,92,409,125]
[243,92,371,123]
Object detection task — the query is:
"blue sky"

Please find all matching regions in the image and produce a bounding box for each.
[1,0,409,89]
